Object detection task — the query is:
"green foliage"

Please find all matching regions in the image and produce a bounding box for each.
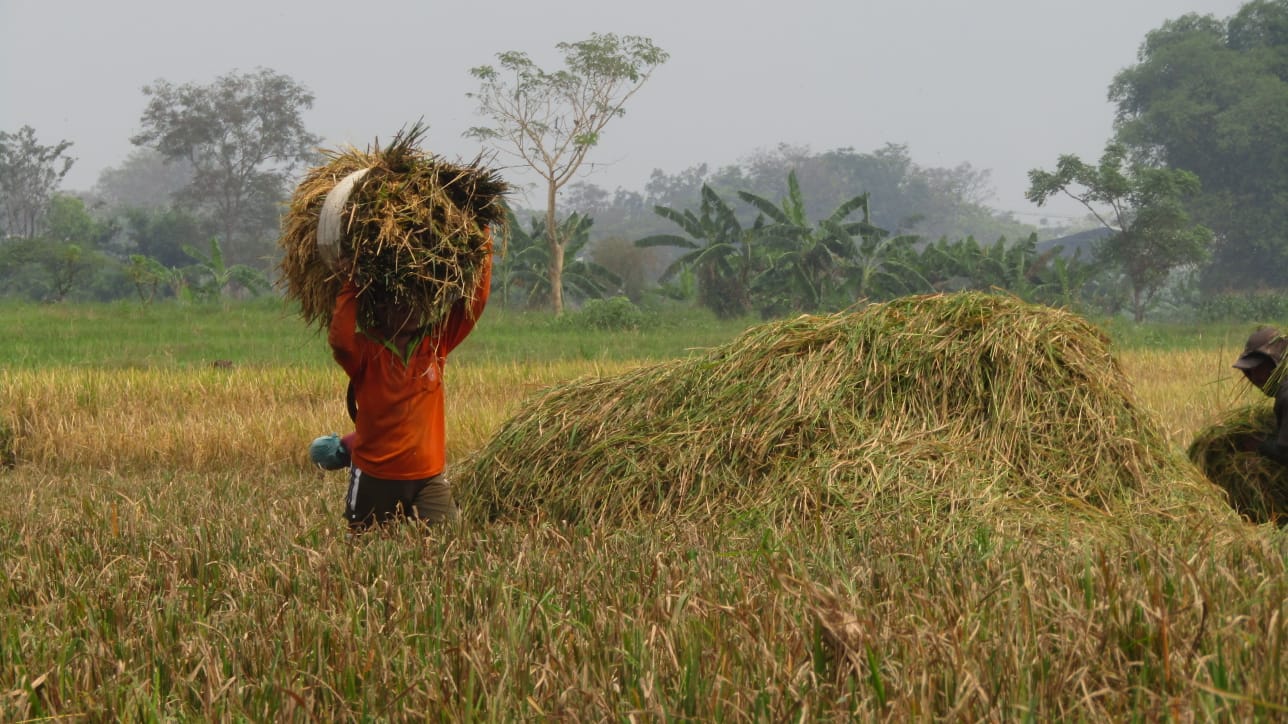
[1027,143,1212,321]
[0,239,115,303]
[1194,290,1288,322]
[831,219,925,303]
[1043,250,1102,311]
[0,239,80,301]
[45,195,117,249]
[493,213,546,309]
[120,206,213,269]
[639,171,1068,318]
[740,171,926,315]
[0,194,120,302]
[648,264,697,305]
[562,295,647,331]
[45,244,95,302]
[643,144,1037,246]
[497,210,621,310]
[180,237,268,302]
[131,68,320,267]
[913,233,1100,309]
[740,171,863,313]
[1109,2,1288,290]
[638,184,756,319]
[0,125,74,239]
[125,255,172,304]
[0,238,50,298]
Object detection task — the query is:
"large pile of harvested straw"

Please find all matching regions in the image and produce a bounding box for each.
[458,293,1235,538]
[1188,404,1288,525]
[277,123,508,331]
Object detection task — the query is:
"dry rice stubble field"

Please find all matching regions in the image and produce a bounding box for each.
[1,347,1286,720]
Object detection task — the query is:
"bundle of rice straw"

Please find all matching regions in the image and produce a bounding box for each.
[458,292,1237,541]
[277,122,509,331]
[1188,404,1288,525]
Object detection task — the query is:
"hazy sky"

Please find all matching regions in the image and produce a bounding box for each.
[0,0,1251,221]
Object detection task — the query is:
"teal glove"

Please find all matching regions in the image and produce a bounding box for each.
[309,434,351,470]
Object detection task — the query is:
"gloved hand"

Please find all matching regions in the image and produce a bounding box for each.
[309,433,352,470]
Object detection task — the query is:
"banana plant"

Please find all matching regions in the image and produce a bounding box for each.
[738,170,885,312]
[821,219,927,301]
[181,237,267,302]
[500,211,620,309]
[636,184,757,319]
[125,254,171,304]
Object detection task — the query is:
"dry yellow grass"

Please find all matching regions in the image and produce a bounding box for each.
[0,360,639,476]
[0,333,1266,489]
[2,320,1286,720]
[1120,347,1258,448]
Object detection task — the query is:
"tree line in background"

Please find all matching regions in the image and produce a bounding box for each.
[2,1,1288,323]
[498,172,1094,320]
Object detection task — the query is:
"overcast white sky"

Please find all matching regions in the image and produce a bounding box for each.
[0,0,1251,221]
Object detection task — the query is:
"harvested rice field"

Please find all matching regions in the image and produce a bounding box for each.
[1,297,1285,720]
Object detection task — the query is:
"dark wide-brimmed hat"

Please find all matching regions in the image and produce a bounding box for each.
[1233,326,1288,370]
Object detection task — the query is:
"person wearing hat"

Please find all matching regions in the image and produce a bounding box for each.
[322,236,493,532]
[1233,326,1288,464]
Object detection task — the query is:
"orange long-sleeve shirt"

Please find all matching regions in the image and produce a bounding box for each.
[328,249,491,480]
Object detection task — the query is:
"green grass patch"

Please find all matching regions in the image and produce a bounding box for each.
[0,299,756,369]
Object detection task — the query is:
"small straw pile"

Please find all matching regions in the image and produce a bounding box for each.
[1188,404,1288,525]
[458,292,1235,539]
[277,122,509,331]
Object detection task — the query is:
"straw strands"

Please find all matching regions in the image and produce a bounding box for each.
[1188,404,1288,525]
[458,292,1236,539]
[277,122,508,331]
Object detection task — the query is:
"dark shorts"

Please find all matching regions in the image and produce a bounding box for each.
[343,467,458,531]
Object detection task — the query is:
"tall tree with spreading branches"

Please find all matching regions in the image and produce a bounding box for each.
[1109,2,1288,289]
[467,33,668,313]
[1027,143,1212,322]
[0,126,74,239]
[131,67,320,265]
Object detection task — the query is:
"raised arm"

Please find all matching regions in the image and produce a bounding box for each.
[328,279,363,377]
[1260,387,1288,465]
[438,231,494,353]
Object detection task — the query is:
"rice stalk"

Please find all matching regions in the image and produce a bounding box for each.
[458,292,1236,541]
[277,122,509,332]
[1188,404,1288,525]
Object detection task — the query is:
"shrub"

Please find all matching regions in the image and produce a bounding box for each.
[566,296,647,332]
[1195,292,1288,323]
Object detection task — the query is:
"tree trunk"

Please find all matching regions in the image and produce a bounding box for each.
[546,182,564,314]
[1132,286,1146,323]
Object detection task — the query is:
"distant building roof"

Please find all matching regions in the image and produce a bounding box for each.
[1037,227,1116,258]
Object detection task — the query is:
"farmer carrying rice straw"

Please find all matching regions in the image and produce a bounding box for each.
[277,123,508,532]
[1232,326,1288,465]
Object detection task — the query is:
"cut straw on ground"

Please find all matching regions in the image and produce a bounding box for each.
[1188,403,1288,525]
[459,292,1239,544]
